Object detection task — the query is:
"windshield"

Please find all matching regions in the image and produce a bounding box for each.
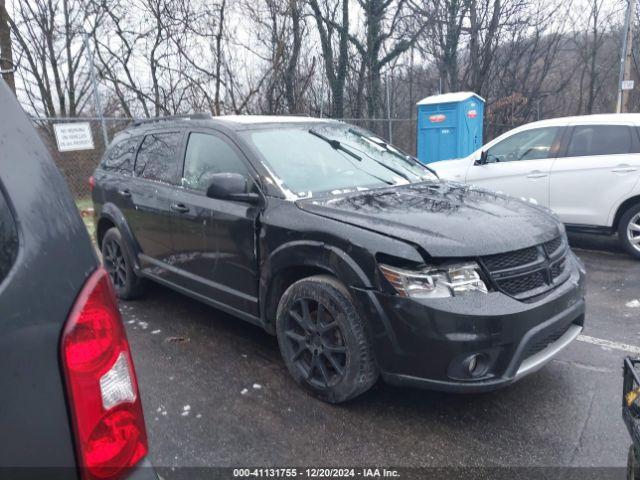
[242,123,436,198]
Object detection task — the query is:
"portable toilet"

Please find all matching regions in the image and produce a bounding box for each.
[416,92,485,164]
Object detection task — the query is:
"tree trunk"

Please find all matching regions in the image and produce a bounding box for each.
[0,0,15,94]
[284,0,301,113]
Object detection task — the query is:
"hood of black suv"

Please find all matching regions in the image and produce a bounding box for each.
[296,181,563,258]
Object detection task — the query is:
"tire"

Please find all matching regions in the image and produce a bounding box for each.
[275,275,378,403]
[618,203,640,260]
[101,227,145,300]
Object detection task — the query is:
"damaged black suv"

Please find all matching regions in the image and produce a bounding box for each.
[92,115,586,403]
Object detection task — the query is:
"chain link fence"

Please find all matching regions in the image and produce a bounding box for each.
[31,116,510,201]
[31,117,131,200]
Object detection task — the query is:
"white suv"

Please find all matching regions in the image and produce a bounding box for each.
[431,114,640,259]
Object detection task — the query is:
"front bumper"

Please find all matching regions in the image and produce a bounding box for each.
[350,252,586,393]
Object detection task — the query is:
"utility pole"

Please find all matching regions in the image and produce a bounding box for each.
[386,75,392,143]
[0,0,15,95]
[617,0,637,113]
[81,31,108,147]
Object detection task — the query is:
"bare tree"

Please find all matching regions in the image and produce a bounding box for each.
[412,0,467,93]
[308,0,350,117]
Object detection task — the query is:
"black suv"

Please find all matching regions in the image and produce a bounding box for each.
[0,82,155,478]
[92,114,586,403]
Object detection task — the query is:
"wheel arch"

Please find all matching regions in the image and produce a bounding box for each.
[96,203,142,270]
[613,195,640,231]
[260,241,373,334]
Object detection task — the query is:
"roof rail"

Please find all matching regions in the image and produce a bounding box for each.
[130,113,213,127]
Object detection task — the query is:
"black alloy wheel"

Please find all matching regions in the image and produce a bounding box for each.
[283,297,348,389]
[101,227,145,300]
[276,275,377,403]
[103,238,127,289]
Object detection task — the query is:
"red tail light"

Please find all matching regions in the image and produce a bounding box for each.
[61,268,148,480]
[89,176,96,191]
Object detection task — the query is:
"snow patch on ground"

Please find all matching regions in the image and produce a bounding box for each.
[626,300,640,308]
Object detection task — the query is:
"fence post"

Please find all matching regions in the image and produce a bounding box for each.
[81,31,109,148]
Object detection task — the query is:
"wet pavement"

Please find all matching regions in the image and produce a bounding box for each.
[120,233,639,471]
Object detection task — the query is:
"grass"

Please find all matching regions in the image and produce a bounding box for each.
[75,197,96,242]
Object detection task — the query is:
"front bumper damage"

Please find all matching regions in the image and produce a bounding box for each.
[350,252,586,393]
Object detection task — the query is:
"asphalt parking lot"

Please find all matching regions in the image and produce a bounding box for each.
[120,233,639,473]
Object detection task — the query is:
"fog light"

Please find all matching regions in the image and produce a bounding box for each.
[467,354,488,378]
[468,355,478,375]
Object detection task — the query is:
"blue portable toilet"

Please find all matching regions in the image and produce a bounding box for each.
[416,92,485,164]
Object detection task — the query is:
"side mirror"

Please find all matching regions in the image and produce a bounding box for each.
[205,173,260,203]
[475,150,488,166]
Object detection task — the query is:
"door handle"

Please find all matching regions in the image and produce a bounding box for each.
[526,171,548,179]
[117,189,131,197]
[170,202,190,213]
[612,165,638,173]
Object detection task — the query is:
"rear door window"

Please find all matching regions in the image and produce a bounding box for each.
[101,137,139,174]
[565,125,632,157]
[182,132,250,191]
[0,188,18,285]
[134,132,182,184]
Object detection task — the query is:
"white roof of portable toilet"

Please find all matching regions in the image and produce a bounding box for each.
[416,91,485,106]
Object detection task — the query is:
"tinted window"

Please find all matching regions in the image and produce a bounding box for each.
[0,189,18,285]
[486,127,560,163]
[182,133,250,191]
[101,137,139,174]
[134,132,182,183]
[566,125,631,157]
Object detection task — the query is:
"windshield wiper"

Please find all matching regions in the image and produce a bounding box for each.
[308,129,394,186]
[309,129,362,161]
[347,128,439,178]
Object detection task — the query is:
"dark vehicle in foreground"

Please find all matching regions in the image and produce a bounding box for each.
[624,358,640,480]
[0,82,154,479]
[92,114,586,403]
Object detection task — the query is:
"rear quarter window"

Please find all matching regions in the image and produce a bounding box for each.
[134,132,182,184]
[566,125,632,157]
[100,137,139,174]
[0,188,18,285]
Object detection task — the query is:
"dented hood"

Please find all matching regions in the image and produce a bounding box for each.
[296,181,563,258]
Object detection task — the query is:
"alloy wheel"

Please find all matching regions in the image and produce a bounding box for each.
[628,212,640,254]
[103,239,127,288]
[283,297,348,388]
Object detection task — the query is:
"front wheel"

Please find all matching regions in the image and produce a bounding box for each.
[276,275,378,403]
[618,203,640,260]
[101,227,146,300]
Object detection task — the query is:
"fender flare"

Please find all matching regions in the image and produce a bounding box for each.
[260,240,401,351]
[261,240,373,297]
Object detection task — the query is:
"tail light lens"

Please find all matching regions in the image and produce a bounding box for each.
[61,267,148,480]
[89,176,96,191]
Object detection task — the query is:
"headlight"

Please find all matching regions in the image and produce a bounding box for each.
[379,262,488,298]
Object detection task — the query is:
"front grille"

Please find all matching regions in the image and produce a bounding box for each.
[544,236,563,256]
[522,322,573,359]
[550,258,566,280]
[482,246,539,271]
[480,236,570,300]
[499,271,546,296]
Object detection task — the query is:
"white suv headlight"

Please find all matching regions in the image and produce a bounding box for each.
[379,262,488,299]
